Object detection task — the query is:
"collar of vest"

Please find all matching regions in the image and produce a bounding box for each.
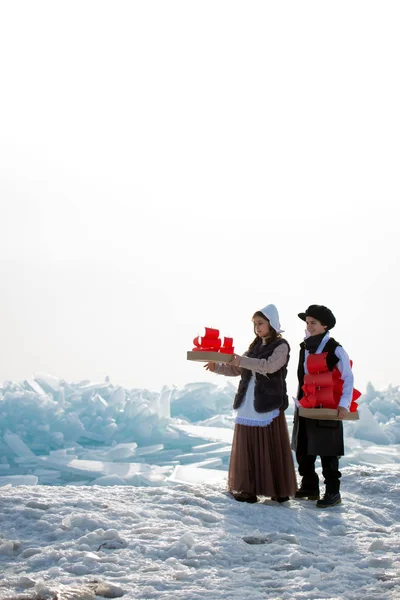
[248,337,288,359]
[300,331,330,351]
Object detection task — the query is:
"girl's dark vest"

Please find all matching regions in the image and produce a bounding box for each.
[233,338,290,413]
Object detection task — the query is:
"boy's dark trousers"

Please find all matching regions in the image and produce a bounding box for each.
[296,452,341,493]
[295,415,342,493]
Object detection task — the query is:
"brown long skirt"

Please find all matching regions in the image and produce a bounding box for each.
[228,410,298,498]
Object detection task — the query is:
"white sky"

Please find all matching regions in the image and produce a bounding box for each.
[1,1,399,395]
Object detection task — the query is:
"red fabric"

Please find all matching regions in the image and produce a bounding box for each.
[204,327,219,338]
[300,352,360,412]
[191,328,234,354]
[220,337,234,354]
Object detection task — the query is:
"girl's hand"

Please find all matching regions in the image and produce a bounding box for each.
[204,362,217,372]
[231,354,242,367]
[337,406,349,420]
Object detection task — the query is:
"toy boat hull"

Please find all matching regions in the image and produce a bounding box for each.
[298,407,359,421]
[187,351,234,363]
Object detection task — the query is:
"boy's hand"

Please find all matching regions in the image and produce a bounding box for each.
[337,406,348,420]
[204,362,217,372]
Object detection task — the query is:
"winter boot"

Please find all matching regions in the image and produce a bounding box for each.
[233,492,258,504]
[316,491,341,508]
[295,488,320,501]
[271,496,290,503]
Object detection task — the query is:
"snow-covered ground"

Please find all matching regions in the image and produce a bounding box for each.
[1,375,399,599]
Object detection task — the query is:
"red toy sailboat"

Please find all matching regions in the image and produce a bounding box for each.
[298,352,361,421]
[187,328,235,362]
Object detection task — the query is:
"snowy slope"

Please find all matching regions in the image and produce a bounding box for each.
[0,465,399,600]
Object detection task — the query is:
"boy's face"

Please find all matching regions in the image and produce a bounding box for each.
[306,316,327,336]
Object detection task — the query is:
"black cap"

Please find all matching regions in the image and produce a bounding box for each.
[298,305,336,330]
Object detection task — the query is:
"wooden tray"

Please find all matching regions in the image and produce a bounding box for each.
[298,407,359,421]
[187,351,234,363]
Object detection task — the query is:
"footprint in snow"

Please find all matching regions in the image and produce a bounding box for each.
[243,533,299,545]
[25,500,50,511]
[97,539,127,551]
[242,536,271,545]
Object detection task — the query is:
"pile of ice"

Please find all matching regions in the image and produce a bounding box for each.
[345,382,400,445]
[170,381,236,422]
[0,374,236,487]
[0,373,399,487]
[1,373,173,449]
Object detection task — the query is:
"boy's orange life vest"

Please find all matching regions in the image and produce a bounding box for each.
[299,352,361,412]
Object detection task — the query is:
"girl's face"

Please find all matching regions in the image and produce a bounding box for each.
[306,316,327,336]
[253,316,271,338]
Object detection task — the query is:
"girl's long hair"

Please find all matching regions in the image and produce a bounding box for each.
[248,311,281,352]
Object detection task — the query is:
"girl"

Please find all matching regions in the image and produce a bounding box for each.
[292,304,355,508]
[205,304,297,503]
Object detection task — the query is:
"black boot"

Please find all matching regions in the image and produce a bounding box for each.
[233,492,258,504]
[295,488,320,500]
[271,496,290,503]
[316,492,341,508]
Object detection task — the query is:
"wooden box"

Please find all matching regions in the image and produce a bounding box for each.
[187,351,234,363]
[298,407,359,421]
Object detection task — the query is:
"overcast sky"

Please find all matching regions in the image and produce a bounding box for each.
[1,1,399,396]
